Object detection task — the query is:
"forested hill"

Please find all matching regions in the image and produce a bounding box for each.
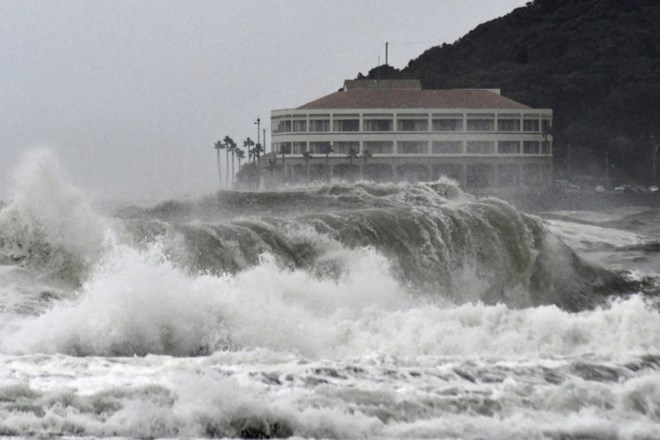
[361,0,660,184]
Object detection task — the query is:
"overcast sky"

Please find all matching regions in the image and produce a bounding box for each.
[1,0,528,202]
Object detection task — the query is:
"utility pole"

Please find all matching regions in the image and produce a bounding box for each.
[263,128,267,154]
[253,117,261,189]
[254,117,261,155]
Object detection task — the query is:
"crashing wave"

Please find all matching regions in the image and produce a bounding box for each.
[0,150,108,284]
[119,181,636,311]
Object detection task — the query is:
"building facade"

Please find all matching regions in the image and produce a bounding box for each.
[266,79,552,190]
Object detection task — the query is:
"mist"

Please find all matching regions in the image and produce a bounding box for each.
[0,0,528,202]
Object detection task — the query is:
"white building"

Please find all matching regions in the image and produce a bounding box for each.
[266,79,552,190]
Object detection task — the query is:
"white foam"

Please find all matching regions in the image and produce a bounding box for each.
[544,218,651,251]
[0,149,109,275]
[2,230,658,359]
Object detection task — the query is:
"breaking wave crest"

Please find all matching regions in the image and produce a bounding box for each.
[2,238,658,358]
[0,150,655,358]
[0,150,108,284]
[120,183,633,311]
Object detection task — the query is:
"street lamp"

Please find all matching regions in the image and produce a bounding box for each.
[263,127,267,154]
[254,117,261,154]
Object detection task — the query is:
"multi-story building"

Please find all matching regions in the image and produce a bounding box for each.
[265,79,552,190]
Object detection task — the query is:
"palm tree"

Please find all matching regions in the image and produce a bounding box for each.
[243,137,255,163]
[345,146,359,181]
[361,148,372,180]
[222,135,233,187]
[253,143,264,163]
[324,143,334,181]
[250,140,263,189]
[236,148,245,169]
[281,143,290,181]
[213,140,223,188]
[227,139,237,187]
[346,146,359,164]
[302,150,313,182]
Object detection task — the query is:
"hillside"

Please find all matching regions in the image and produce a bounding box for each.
[361,0,660,185]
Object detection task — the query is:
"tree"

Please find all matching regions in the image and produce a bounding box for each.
[302,150,313,181]
[344,146,360,181]
[222,135,233,187]
[243,137,255,163]
[361,148,372,180]
[236,148,245,169]
[324,143,334,181]
[227,139,237,187]
[358,0,660,183]
[346,146,359,164]
[236,162,259,187]
[253,143,264,163]
[213,140,223,188]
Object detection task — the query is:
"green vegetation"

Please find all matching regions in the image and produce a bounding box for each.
[361,0,660,184]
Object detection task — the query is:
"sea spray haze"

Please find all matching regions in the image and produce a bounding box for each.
[0,150,658,439]
[0,150,108,284]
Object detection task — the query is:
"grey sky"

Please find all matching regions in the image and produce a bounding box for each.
[1,0,527,202]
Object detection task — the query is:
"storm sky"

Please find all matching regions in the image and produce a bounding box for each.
[1,0,527,202]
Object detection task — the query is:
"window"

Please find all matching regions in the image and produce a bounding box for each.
[523,119,540,132]
[363,141,393,154]
[291,142,306,154]
[498,141,520,154]
[497,119,520,132]
[398,119,428,131]
[292,120,307,132]
[398,141,428,154]
[309,119,330,132]
[523,141,540,154]
[364,119,393,131]
[466,119,494,131]
[309,142,332,154]
[334,141,359,155]
[333,119,359,132]
[432,141,462,154]
[432,118,463,131]
[273,119,291,133]
[466,141,495,154]
[274,142,291,154]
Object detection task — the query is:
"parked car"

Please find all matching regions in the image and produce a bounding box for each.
[614,185,633,193]
[649,185,659,193]
[595,185,605,193]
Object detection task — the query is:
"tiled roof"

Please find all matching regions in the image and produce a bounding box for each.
[343,79,422,90]
[297,88,530,110]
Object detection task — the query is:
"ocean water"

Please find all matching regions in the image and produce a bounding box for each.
[0,150,658,439]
